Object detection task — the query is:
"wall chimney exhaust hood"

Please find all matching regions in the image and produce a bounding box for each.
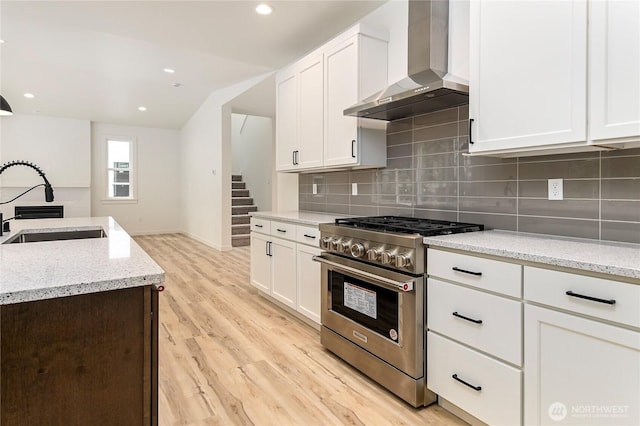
[344,0,468,121]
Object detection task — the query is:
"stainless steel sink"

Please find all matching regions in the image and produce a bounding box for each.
[3,229,107,244]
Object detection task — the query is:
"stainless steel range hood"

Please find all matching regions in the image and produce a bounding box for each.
[344,0,468,121]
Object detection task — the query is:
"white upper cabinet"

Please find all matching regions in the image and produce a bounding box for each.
[276,54,324,172]
[324,33,387,169]
[276,24,388,172]
[275,73,299,171]
[589,0,640,144]
[469,0,588,156]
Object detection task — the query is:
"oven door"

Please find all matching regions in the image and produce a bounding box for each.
[314,253,424,378]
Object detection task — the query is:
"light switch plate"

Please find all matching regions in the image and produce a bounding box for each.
[352,183,358,196]
[312,183,318,195]
[548,179,563,200]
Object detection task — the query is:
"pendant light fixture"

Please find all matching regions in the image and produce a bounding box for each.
[0,95,13,116]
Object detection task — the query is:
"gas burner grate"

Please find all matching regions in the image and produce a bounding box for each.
[334,216,483,236]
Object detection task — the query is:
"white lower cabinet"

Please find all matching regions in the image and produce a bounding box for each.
[296,244,322,324]
[250,232,271,294]
[523,266,640,426]
[250,218,322,325]
[270,237,297,309]
[427,248,523,425]
[428,332,522,426]
[524,304,640,426]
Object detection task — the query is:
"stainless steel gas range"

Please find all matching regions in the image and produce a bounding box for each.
[313,216,483,407]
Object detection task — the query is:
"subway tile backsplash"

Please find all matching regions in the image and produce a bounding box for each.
[299,105,640,244]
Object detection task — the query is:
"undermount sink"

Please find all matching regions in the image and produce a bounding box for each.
[3,228,107,244]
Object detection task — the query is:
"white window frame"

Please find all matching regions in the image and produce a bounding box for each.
[102,137,138,203]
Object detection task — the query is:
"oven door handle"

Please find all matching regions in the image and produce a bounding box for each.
[312,256,414,292]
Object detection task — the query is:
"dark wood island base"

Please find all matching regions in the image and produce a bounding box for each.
[1,286,159,425]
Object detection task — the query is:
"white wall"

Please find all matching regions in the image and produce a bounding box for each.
[231,114,273,212]
[0,114,91,219]
[179,73,273,251]
[91,122,180,235]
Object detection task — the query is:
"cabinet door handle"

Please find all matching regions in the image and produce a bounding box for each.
[303,234,316,239]
[254,224,263,228]
[276,228,287,233]
[351,140,356,158]
[469,118,475,145]
[452,266,482,277]
[452,374,482,391]
[566,291,616,305]
[296,150,300,165]
[265,241,271,256]
[452,311,483,324]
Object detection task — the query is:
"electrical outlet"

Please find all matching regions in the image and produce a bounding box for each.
[352,183,358,196]
[312,183,318,195]
[548,179,563,200]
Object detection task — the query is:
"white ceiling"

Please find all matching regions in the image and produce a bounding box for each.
[0,0,386,129]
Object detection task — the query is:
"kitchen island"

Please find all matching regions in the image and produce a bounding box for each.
[0,217,164,425]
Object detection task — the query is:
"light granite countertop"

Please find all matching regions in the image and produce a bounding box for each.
[250,210,348,226]
[424,230,640,281]
[0,217,165,305]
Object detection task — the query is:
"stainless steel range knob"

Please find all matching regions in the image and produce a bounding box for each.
[380,251,396,265]
[366,248,381,261]
[330,239,340,251]
[340,241,351,253]
[320,236,332,249]
[395,254,412,268]
[350,243,365,258]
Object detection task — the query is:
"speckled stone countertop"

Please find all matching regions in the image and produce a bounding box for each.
[424,230,640,281]
[250,211,347,226]
[0,217,165,305]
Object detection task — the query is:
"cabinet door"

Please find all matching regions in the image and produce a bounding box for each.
[270,237,297,309]
[589,0,640,143]
[524,304,640,425]
[469,0,587,154]
[296,244,322,324]
[298,54,324,169]
[275,73,298,171]
[250,233,271,293]
[324,35,359,167]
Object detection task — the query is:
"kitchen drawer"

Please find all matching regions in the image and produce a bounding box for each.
[427,332,522,426]
[296,225,320,247]
[427,278,522,366]
[250,218,271,234]
[427,249,522,298]
[270,221,297,241]
[525,266,640,328]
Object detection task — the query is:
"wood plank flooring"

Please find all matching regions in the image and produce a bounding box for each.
[135,234,466,426]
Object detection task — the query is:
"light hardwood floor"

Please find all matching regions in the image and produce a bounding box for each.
[135,234,466,426]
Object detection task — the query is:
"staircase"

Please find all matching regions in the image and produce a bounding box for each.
[231,175,257,247]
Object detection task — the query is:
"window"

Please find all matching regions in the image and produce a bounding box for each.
[106,139,135,200]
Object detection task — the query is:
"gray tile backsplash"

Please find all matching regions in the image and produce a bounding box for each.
[299,105,640,244]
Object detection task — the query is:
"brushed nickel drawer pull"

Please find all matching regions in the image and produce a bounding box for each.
[452,311,483,324]
[452,266,482,276]
[452,374,482,391]
[303,234,316,239]
[566,291,616,305]
[254,224,263,228]
[276,228,287,233]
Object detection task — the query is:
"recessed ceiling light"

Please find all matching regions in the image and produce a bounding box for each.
[24,93,35,99]
[0,39,5,44]
[256,4,273,15]
[138,106,147,111]
[164,68,175,74]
